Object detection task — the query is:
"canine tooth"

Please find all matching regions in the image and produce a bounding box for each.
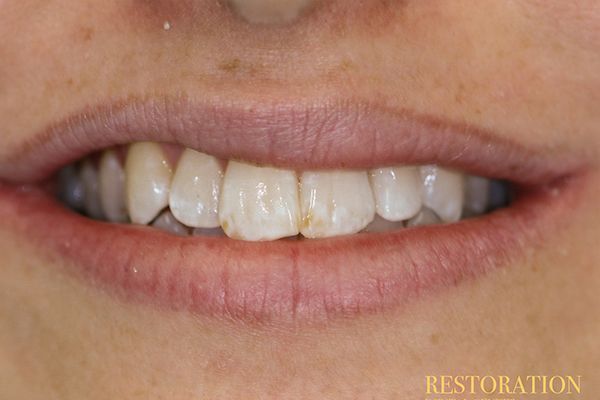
[169,149,223,228]
[363,215,404,233]
[152,210,189,236]
[125,142,173,225]
[464,176,490,215]
[58,165,85,211]
[406,208,441,227]
[80,160,104,219]
[99,150,128,222]
[300,171,375,238]
[420,166,465,222]
[369,166,422,221]
[219,161,300,241]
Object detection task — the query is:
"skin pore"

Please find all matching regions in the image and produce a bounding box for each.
[0,1,599,398]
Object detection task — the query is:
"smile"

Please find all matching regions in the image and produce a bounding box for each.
[0,96,588,325]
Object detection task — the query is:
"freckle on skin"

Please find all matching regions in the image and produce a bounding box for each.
[77,26,94,42]
[219,58,241,72]
[430,333,440,345]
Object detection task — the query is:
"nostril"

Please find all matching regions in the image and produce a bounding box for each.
[227,0,314,24]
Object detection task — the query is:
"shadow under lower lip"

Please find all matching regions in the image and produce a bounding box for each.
[0,173,583,326]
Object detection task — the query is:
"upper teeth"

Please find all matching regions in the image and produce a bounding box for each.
[57,142,503,241]
[169,149,223,228]
[125,142,173,225]
[219,161,301,241]
[300,170,375,238]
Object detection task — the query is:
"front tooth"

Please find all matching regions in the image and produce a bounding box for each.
[464,176,490,215]
[219,161,300,241]
[169,149,223,228]
[300,171,375,238]
[420,166,465,222]
[99,150,128,222]
[80,159,104,219]
[152,210,189,236]
[369,166,422,221]
[125,142,173,225]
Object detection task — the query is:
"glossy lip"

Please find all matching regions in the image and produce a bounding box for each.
[0,96,590,326]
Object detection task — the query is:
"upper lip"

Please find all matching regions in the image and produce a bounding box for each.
[0,95,590,326]
[0,95,585,184]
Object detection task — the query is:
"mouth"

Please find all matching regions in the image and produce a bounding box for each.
[0,96,589,325]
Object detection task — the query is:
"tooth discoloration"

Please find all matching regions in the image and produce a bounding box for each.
[125,142,173,225]
[219,161,300,241]
[59,142,507,241]
[300,170,375,238]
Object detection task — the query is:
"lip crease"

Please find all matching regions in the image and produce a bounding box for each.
[0,96,590,326]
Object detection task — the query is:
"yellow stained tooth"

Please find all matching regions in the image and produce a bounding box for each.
[300,171,375,239]
[219,161,300,241]
[169,149,223,228]
[125,142,173,225]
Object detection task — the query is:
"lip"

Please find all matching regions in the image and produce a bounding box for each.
[0,96,590,326]
[0,96,582,184]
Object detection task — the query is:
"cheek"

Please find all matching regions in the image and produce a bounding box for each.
[523,0,600,49]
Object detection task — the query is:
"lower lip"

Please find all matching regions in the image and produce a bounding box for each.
[0,175,583,325]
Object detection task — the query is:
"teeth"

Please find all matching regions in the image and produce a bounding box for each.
[98,150,128,222]
[464,176,490,215]
[152,210,189,236]
[406,208,442,227]
[219,161,300,241]
[125,142,173,225]
[57,165,85,212]
[80,160,104,220]
[300,171,375,238]
[369,166,422,221]
[420,166,465,222]
[169,149,223,228]
[59,139,505,241]
[363,215,404,233]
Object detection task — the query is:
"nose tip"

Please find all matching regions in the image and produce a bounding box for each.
[227,0,315,24]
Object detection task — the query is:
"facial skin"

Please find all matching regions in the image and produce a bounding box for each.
[0,1,599,398]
